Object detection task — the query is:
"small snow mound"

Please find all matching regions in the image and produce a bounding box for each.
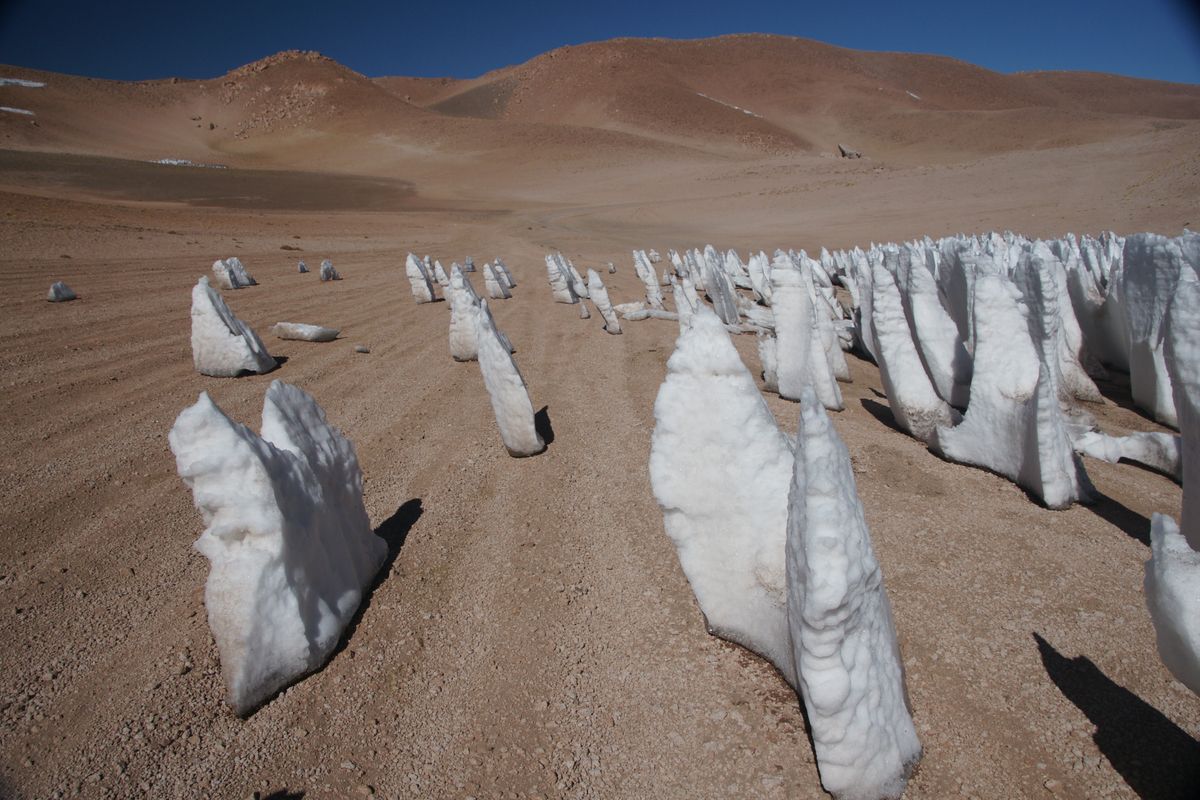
[152,158,228,169]
[0,78,45,88]
[47,281,76,302]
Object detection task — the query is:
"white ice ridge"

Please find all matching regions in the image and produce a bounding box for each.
[870,261,959,443]
[190,277,277,377]
[906,90,921,100]
[405,253,436,303]
[1073,430,1181,481]
[1145,515,1200,694]
[319,259,341,282]
[483,263,511,300]
[168,381,387,715]
[432,260,450,288]
[493,257,517,288]
[0,106,34,115]
[932,271,1093,509]
[649,306,796,675]
[47,280,76,302]
[270,322,339,343]
[297,260,308,273]
[1166,274,1200,548]
[475,300,544,457]
[211,257,257,289]
[633,250,665,310]
[892,245,971,407]
[695,92,761,118]
[770,254,843,410]
[152,158,228,169]
[545,253,579,304]
[587,269,621,334]
[0,78,45,87]
[448,264,482,361]
[786,389,921,799]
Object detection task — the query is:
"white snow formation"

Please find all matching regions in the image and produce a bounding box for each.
[579,300,591,319]
[633,250,665,309]
[757,333,779,393]
[47,280,76,302]
[545,253,579,304]
[190,277,277,377]
[870,261,959,443]
[297,260,308,274]
[649,306,796,675]
[493,257,516,288]
[623,309,679,322]
[0,78,45,87]
[770,255,843,410]
[211,257,257,289]
[432,260,450,288]
[484,263,512,299]
[168,380,387,715]
[891,244,971,407]
[405,253,436,302]
[1165,273,1200,548]
[475,301,545,457]
[787,389,921,800]
[587,269,622,334]
[463,256,476,272]
[448,264,482,362]
[0,106,34,115]
[567,262,589,299]
[1073,431,1180,481]
[1145,515,1200,694]
[319,259,341,282]
[931,272,1093,509]
[270,322,340,343]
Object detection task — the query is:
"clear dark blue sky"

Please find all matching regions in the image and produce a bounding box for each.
[1,0,1198,83]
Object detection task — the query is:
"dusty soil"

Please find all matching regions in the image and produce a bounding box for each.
[1,37,1199,800]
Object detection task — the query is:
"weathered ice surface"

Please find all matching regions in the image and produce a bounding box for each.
[567,262,589,299]
[578,300,591,319]
[623,309,679,322]
[493,257,516,288]
[786,389,921,800]
[448,265,481,362]
[47,281,76,302]
[1165,275,1200,548]
[771,256,843,410]
[484,263,512,300]
[297,260,308,274]
[432,260,450,288]
[1122,234,1190,427]
[757,332,779,393]
[932,273,1094,508]
[405,253,435,302]
[649,307,796,675]
[1073,430,1181,481]
[588,269,621,334]
[319,259,341,282]
[475,301,544,457]
[168,381,387,715]
[871,262,959,443]
[190,277,277,377]
[633,250,665,309]
[705,257,741,325]
[545,253,578,304]
[894,245,971,408]
[211,257,257,290]
[1145,515,1200,694]
[270,322,340,343]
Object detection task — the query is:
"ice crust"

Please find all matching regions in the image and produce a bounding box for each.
[588,269,621,334]
[168,381,386,715]
[1145,515,1200,694]
[787,390,921,800]
[47,281,76,302]
[190,277,277,377]
[212,257,257,289]
[270,322,339,343]
[475,301,545,457]
[870,262,959,442]
[405,253,435,302]
[649,307,796,674]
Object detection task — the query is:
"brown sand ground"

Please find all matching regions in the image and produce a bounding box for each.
[2,38,1200,800]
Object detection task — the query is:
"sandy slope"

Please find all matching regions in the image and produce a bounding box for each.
[1,35,1199,800]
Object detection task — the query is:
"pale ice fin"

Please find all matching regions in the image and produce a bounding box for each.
[475,300,544,457]
[588,269,622,334]
[190,277,277,377]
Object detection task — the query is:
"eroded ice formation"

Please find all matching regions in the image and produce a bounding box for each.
[1073,431,1180,481]
[190,277,277,377]
[319,259,341,282]
[770,255,843,410]
[545,253,579,304]
[47,281,76,302]
[271,322,339,343]
[787,389,921,800]
[588,270,621,334]
[649,306,795,674]
[870,261,959,443]
[633,250,665,310]
[448,264,482,362]
[405,253,435,302]
[212,257,257,290]
[1145,515,1200,694]
[297,260,309,274]
[484,263,512,300]
[475,300,544,457]
[168,381,387,715]
[1165,275,1200,548]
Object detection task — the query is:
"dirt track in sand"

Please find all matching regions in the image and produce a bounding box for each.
[0,52,1199,798]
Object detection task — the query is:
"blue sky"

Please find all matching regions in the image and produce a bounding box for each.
[1,0,1197,83]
